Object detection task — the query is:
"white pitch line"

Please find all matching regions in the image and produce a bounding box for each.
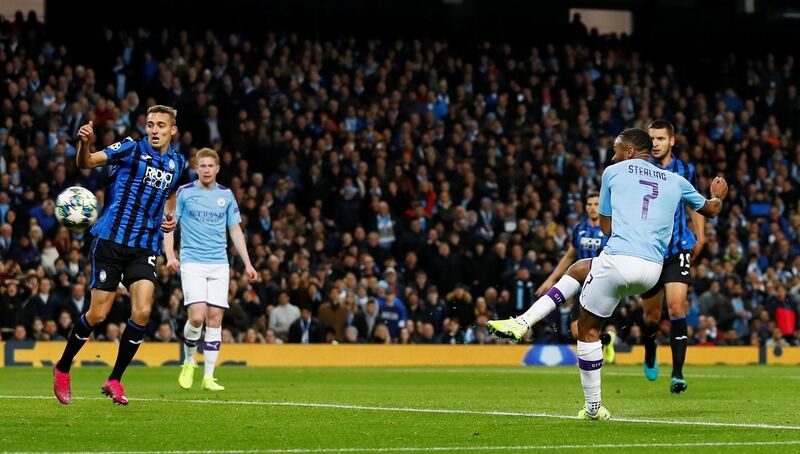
[378,367,800,380]
[5,441,800,453]
[1,395,799,431]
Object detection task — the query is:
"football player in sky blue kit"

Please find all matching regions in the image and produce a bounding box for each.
[640,120,705,393]
[53,106,186,405]
[491,128,726,419]
[164,148,257,391]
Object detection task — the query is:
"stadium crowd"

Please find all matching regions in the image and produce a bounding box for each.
[0,11,798,348]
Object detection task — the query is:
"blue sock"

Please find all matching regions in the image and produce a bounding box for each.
[108,320,145,381]
[56,315,94,373]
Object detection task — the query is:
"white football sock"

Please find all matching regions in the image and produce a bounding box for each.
[518,275,581,326]
[203,326,222,378]
[183,322,202,365]
[577,340,604,414]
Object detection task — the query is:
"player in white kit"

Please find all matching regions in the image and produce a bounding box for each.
[574,128,727,419]
[164,148,258,391]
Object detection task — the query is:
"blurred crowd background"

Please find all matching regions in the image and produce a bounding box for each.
[0,5,798,349]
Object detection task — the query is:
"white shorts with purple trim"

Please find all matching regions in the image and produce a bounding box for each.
[181,262,230,308]
[579,252,662,318]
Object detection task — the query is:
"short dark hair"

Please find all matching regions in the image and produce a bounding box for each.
[648,119,674,137]
[618,128,653,154]
[585,191,599,201]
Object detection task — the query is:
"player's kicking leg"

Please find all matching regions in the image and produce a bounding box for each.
[53,289,115,404]
[102,280,156,405]
[179,303,206,389]
[488,259,590,341]
[201,305,225,391]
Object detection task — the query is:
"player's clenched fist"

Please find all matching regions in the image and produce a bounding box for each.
[167,258,181,273]
[77,120,95,144]
[161,212,177,233]
[245,264,258,283]
[710,176,728,200]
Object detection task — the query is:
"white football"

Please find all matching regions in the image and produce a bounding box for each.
[55,186,99,232]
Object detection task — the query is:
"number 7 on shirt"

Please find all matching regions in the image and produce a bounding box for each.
[639,180,659,219]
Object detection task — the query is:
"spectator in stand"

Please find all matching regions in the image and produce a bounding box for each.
[268,290,300,341]
[288,306,324,344]
[154,322,178,342]
[13,324,28,341]
[766,327,790,348]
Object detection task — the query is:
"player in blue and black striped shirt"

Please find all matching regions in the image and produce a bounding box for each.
[640,120,705,394]
[537,193,607,290]
[53,105,186,406]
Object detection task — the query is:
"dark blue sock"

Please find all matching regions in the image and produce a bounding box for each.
[670,317,688,379]
[108,320,145,381]
[56,315,94,373]
[643,322,659,368]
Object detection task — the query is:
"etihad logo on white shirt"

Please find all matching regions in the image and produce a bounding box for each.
[142,166,174,190]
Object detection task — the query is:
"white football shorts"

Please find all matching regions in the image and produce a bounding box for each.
[579,252,662,318]
[181,263,230,309]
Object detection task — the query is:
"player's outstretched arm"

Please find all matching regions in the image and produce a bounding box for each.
[696,177,728,218]
[535,245,577,297]
[76,121,110,169]
[229,224,258,283]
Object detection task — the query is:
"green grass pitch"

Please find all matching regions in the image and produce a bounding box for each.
[1,365,799,453]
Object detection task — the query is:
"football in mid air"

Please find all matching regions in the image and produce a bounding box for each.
[55,186,99,232]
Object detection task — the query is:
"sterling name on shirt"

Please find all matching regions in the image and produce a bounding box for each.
[628,164,667,180]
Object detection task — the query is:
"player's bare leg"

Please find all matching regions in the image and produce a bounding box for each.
[664,282,689,393]
[103,280,155,405]
[576,307,610,420]
[489,259,591,340]
[179,303,207,389]
[53,289,115,404]
[570,320,579,339]
[641,288,664,381]
[201,306,225,391]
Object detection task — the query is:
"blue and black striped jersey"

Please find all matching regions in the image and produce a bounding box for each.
[90,137,186,254]
[655,155,697,257]
[571,219,607,259]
